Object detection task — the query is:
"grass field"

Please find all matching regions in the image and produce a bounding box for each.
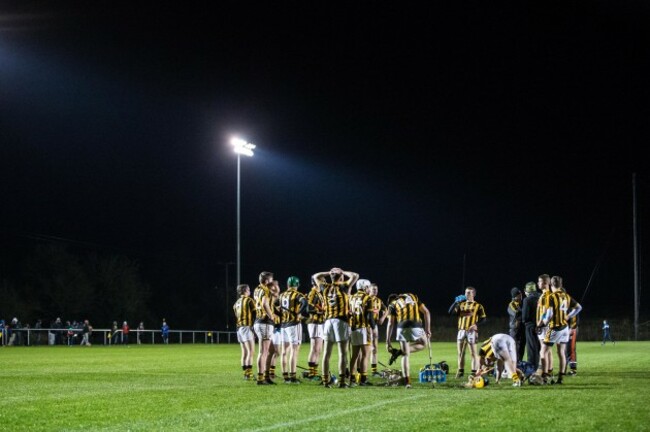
[1,342,648,431]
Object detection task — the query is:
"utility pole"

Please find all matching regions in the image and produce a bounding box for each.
[218,261,235,330]
[633,173,639,341]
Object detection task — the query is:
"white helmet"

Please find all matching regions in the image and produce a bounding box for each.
[356,279,371,292]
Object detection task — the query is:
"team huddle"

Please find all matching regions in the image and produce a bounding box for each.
[233,268,581,389]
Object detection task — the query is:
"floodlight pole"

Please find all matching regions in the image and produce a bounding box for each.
[236,153,242,288]
[231,137,255,288]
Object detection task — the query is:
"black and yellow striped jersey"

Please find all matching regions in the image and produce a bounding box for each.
[253,283,273,324]
[369,295,386,324]
[349,291,373,329]
[388,293,424,327]
[233,295,254,328]
[279,288,306,327]
[306,286,326,324]
[479,337,495,362]
[536,290,552,325]
[453,301,486,330]
[547,291,570,329]
[322,283,350,320]
[272,298,282,327]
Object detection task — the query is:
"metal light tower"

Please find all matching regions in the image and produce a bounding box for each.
[231,137,255,287]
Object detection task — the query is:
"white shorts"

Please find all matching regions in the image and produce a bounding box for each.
[489,334,518,379]
[237,326,254,343]
[282,324,302,345]
[254,323,273,341]
[272,329,284,346]
[457,329,477,344]
[323,318,350,343]
[544,326,569,345]
[308,323,324,339]
[537,325,548,343]
[559,327,570,343]
[491,333,517,363]
[350,327,370,346]
[397,327,425,343]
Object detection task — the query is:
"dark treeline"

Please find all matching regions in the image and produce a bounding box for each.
[0,242,152,327]
[0,235,225,330]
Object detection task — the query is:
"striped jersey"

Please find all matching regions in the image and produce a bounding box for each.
[388,293,424,328]
[349,291,373,329]
[536,290,552,325]
[253,283,273,324]
[272,297,282,327]
[478,337,495,361]
[233,295,254,328]
[322,282,350,320]
[306,286,326,324]
[369,294,386,326]
[547,291,570,329]
[568,294,580,329]
[453,301,487,330]
[279,288,306,327]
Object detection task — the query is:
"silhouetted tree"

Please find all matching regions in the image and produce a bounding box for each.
[22,244,93,319]
[87,254,151,325]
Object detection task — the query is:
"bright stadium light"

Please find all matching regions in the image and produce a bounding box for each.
[230,136,255,287]
[231,137,256,157]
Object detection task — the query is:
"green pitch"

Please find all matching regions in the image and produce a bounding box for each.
[0,342,648,431]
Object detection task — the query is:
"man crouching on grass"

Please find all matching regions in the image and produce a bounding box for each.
[477,333,522,387]
[385,293,431,389]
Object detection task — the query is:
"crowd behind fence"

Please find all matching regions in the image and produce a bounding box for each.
[0,328,238,346]
[2,317,648,347]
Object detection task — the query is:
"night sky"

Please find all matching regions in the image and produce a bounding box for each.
[1,2,648,326]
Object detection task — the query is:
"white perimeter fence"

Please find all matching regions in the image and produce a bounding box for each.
[0,328,237,346]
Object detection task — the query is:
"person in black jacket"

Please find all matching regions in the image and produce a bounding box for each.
[51,317,64,345]
[521,282,541,372]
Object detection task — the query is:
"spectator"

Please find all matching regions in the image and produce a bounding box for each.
[0,319,5,345]
[137,321,145,345]
[161,319,170,344]
[111,321,119,345]
[8,317,18,346]
[51,317,63,345]
[66,321,76,346]
[81,320,92,346]
[34,319,43,345]
[122,321,130,345]
[602,320,615,345]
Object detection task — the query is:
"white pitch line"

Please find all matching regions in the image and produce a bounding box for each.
[247,392,429,432]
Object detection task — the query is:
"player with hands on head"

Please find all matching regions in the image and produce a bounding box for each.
[312,267,359,388]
